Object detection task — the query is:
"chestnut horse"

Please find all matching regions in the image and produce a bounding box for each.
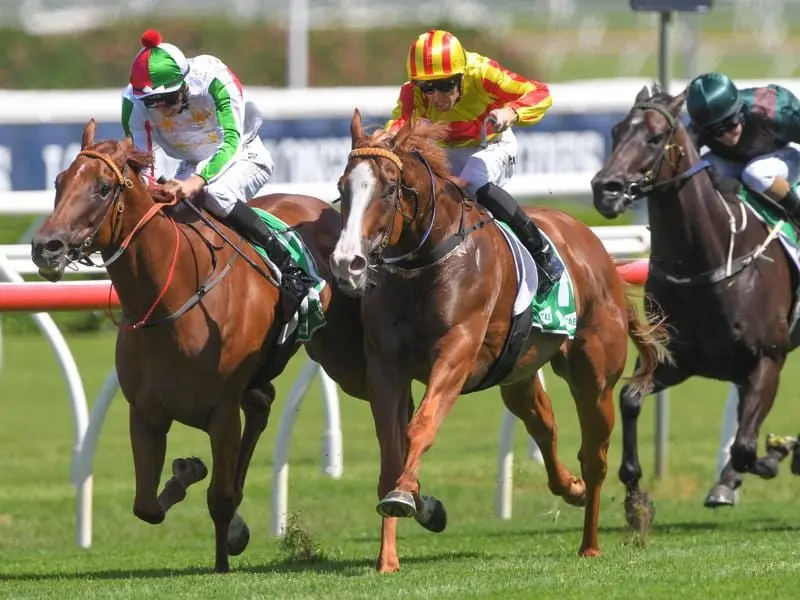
[30,120,369,573]
[591,86,796,523]
[328,110,671,572]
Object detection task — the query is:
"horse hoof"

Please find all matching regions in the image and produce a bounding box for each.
[792,440,800,475]
[214,563,230,574]
[624,489,654,531]
[562,478,587,507]
[415,495,447,533]
[753,456,780,479]
[579,547,601,558]
[703,484,737,508]
[226,513,250,556]
[172,457,208,483]
[377,490,417,519]
[133,506,165,525]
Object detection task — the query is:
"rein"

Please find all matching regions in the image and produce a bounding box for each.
[75,150,237,329]
[346,146,490,271]
[627,103,774,287]
[624,102,711,200]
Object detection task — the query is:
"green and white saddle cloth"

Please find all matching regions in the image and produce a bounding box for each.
[251,207,327,343]
[494,221,577,338]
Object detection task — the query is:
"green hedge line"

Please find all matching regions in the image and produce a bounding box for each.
[0,21,542,89]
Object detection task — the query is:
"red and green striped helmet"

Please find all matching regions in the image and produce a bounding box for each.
[129,30,189,97]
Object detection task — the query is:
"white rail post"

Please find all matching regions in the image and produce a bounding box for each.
[0,253,91,548]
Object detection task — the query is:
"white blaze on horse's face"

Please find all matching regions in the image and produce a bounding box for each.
[330,161,378,294]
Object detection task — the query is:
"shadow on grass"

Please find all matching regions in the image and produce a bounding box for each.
[423,514,800,540]
[0,551,482,582]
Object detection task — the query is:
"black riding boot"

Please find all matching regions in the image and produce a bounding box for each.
[476,183,563,295]
[223,202,315,306]
[780,187,800,229]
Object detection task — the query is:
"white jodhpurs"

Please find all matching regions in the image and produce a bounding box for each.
[446,128,518,196]
[174,136,274,217]
[703,143,800,193]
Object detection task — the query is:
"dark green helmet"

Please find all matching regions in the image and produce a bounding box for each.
[686,72,742,129]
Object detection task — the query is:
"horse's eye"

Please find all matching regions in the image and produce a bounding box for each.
[384,181,398,197]
[97,181,113,197]
[648,133,665,145]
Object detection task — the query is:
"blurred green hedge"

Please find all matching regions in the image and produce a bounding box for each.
[0,21,543,89]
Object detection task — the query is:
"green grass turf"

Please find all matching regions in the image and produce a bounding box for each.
[0,327,799,598]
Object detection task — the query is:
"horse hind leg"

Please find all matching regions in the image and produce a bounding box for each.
[500,373,586,508]
[129,404,172,525]
[226,383,275,556]
[206,400,243,573]
[619,362,687,527]
[731,356,784,477]
[158,457,209,513]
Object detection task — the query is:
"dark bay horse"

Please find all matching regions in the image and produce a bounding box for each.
[30,120,369,573]
[591,86,796,524]
[328,110,670,572]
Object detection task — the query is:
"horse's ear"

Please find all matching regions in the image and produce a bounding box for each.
[669,89,687,115]
[652,81,662,95]
[81,119,96,149]
[635,85,650,104]
[350,108,364,149]
[392,118,413,149]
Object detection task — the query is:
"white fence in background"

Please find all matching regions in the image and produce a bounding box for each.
[0,79,744,545]
[0,210,738,545]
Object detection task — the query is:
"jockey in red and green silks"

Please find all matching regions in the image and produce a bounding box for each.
[687,72,800,226]
[122,29,313,305]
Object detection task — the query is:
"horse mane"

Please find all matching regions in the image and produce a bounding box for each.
[86,139,154,176]
[359,120,466,191]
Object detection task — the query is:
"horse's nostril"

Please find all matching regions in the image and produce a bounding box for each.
[44,238,66,253]
[350,255,367,274]
[602,180,625,194]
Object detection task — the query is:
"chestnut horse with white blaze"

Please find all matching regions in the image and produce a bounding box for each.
[30,120,369,573]
[329,110,671,572]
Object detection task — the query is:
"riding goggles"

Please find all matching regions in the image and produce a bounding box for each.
[141,85,184,109]
[414,75,462,94]
[705,112,742,138]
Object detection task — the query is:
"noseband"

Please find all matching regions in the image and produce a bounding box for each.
[624,102,710,200]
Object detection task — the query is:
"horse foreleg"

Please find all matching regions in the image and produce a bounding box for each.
[500,374,585,506]
[370,373,413,572]
[129,404,172,525]
[206,401,242,574]
[384,337,477,519]
[731,356,784,475]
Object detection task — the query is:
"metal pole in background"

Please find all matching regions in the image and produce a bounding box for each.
[654,9,672,479]
[287,0,309,88]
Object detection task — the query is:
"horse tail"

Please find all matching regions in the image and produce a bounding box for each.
[624,294,673,396]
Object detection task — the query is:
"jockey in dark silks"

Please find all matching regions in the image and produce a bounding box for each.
[686,72,800,227]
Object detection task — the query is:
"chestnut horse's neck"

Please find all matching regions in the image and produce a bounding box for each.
[384,152,474,269]
[646,124,753,275]
[104,176,210,327]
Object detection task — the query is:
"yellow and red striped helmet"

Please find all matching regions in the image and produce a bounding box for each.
[406,29,467,82]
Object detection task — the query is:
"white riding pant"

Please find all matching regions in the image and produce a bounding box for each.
[445,128,518,196]
[703,143,800,193]
[174,136,274,217]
